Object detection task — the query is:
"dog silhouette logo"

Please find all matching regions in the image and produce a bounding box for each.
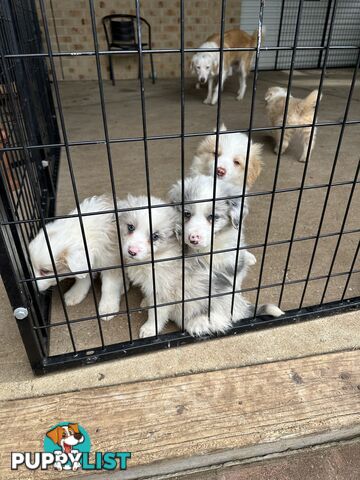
[12,421,130,471]
[44,422,91,471]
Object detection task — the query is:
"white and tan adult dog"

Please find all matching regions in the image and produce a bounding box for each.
[190,28,262,105]
[118,194,283,338]
[29,195,123,320]
[265,87,322,163]
[191,124,263,190]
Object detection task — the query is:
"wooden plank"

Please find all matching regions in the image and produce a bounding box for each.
[0,350,359,479]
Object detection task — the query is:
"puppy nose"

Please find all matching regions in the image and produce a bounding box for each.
[217,166,226,177]
[200,77,206,84]
[74,433,82,440]
[128,247,139,257]
[189,233,200,245]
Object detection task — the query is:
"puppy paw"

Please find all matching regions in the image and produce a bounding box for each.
[187,316,211,337]
[64,288,87,307]
[210,97,218,105]
[203,97,211,105]
[139,322,157,338]
[98,300,119,321]
[298,156,307,163]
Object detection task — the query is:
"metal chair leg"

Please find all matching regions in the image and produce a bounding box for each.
[109,54,115,86]
[150,52,155,84]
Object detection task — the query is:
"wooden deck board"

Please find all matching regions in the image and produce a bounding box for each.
[0,350,359,479]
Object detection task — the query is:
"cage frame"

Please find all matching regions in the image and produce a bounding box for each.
[0,0,359,374]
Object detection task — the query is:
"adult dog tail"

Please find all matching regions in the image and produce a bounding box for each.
[300,89,322,113]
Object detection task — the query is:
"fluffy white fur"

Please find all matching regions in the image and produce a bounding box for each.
[118,194,283,339]
[29,195,123,320]
[265,87,322,163]
[191,124,263,190]
[169,174,256,291]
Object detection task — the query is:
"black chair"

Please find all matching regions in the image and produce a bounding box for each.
[102,14,155,85]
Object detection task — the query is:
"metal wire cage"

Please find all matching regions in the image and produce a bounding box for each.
[0,0,359,374]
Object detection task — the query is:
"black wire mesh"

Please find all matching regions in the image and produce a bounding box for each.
[0,0,359,373]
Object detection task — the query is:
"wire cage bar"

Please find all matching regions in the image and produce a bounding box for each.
[0,0,359,374]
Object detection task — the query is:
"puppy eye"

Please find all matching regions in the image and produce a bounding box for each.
[233,159,242,166]
[127,224,135,232]
[207,214,219,222]
[196,66,200,70]
[184,211,191,219]
[62,432,67,438]
[39,268,51,277]
[152,232,160,241]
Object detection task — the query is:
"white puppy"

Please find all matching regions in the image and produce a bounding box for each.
[191,125,263,190]
[169,175,256,290]
[119,194,283,338]
[29,195,123,320]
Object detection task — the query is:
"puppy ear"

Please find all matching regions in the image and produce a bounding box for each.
[246,142,263,188]
[227,197,248,229]
[46,426,62,446]
[229,200,240,229]
[116,199,128,220]
[168,181,181,204]
[66,247,91,278]
[68,423,80,434]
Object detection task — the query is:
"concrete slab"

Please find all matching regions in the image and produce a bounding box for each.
[173,440,360,480]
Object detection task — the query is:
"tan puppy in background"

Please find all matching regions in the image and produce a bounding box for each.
[191,28,263,105]
[265,87,322,163]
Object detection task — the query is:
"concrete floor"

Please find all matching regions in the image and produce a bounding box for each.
[0,69,359,397]
[49,69,359,355]
[174,440,360,480]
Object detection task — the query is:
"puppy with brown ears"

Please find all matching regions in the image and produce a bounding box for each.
[265,87,322,163]
[191,124,263,190]
[29,195,124,320]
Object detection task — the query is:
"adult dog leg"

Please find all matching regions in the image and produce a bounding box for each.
[204,76,214,104]
[237,60,247,100]
[211,69,227,105]
[64,276,91,306]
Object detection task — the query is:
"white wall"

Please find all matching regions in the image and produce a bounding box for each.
[240,0,360,70]
[240,0,283,69]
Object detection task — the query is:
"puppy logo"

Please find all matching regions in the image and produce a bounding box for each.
[44,422,90,471]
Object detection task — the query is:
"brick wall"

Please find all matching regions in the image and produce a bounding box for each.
[37,0,241,81]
